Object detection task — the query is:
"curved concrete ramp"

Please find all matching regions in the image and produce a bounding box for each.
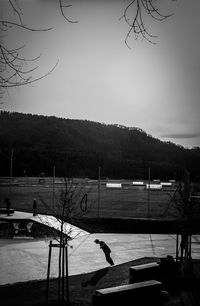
[0,210,89,239]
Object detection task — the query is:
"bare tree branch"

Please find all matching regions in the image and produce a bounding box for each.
[0,0,58,96]
[1,0,173,96]
[0,60,59,88]
[39,178,92,243]
[0,20,53,31]
[59,0,78,23]
[120,0,173,48]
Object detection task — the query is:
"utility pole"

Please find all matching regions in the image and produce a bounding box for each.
[183,170,190,224]
[9,148,14,196]
[52,165,55,212]
[97,166,101,218]
[10,148,13,179]
[147,167,151,221]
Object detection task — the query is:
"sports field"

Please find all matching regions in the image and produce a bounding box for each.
[1,177,199,221]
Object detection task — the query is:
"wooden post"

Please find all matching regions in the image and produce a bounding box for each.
[58,245,61,302]
[65,243,69,305]
[62,244,65,303]
[46,240,52,305]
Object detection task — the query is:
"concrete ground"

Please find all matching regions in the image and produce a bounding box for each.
[0,211,200,286]
[1,233,200,285]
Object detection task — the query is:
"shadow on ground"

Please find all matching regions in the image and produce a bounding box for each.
[1,257,200,306]
[81,267,109,287]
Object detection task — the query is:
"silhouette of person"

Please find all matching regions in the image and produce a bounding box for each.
[5,196,11,216]
[33,199,37,216]
[94,239,114,266]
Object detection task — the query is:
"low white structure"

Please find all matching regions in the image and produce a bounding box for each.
[106,183,122,188]
[161,182,172,187]
[132,181,144,186]
[146,184,162,190]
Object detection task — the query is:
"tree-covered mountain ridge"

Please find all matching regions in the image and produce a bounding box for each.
[0,111,200,180]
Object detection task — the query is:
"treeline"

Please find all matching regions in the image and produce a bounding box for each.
[0,111,200,180]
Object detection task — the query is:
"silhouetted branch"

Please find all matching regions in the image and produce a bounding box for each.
[59,0,78,23]
[39,178,92,243]
[1,0,173,95]
[120,0,173,48]
[0,0,58,95]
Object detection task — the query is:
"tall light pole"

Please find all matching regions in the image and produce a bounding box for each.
[98,166,101,218]
[9,148,14,196]
[147,167,151,221]
[10,148,13,179]
[52,165,55,212]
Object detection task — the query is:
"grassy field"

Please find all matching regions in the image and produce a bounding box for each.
[1,177,199,222]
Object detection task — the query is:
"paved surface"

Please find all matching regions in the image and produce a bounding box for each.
[1,233,200,285]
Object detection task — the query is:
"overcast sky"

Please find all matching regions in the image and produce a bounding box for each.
[1,0,200,148]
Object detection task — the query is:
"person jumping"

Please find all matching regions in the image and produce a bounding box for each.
[94,239,114,266]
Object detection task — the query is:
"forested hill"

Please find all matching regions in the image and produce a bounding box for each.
[1,111,200,180]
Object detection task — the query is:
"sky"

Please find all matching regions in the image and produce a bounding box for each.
[1,0,200,148]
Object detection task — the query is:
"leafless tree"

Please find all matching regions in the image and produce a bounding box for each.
[39,177,90,240]
[0,0,76,97]
[161,183,186,220]
[1,0,173,96]
[39,177,91,305]
[161,171,192,222]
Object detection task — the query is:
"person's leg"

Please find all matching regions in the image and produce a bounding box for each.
[105,253,114,266]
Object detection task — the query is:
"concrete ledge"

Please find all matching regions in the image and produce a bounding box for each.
[92,280,163,306]
[129,262,160,282]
